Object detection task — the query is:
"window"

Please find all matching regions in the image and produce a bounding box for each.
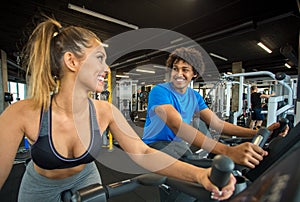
[7,81,26,103]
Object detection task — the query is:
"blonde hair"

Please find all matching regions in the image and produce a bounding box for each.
[22,16,100,110]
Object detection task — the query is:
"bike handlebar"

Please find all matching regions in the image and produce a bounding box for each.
[63,155,233,202]
[69,173,212,202]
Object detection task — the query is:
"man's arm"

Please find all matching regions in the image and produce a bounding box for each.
[198,108,257,137]
[154,104,267,168]
[260,92,275,99]
[154,104,229,153]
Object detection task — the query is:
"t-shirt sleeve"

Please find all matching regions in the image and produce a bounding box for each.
[148,85,171,109]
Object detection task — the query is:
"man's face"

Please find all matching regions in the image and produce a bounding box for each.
[170,60,197,93]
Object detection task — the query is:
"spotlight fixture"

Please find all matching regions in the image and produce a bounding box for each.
[68,3,139,30]
[209,53,228,61]
[153,65,167,70]
[170,37,183,44]
[123,72,141,76]
[285,63,291,68]
[257,42,272,53]
[136,69,155,74]
[116,75,129,78]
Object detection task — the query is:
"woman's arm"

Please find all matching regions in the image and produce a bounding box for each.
[105,104,235,200]
[0,104,25,190]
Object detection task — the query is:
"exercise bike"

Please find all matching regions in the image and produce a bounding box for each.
[61,154,234,202]
[62,118,299,202]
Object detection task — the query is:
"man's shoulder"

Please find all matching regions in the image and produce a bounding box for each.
[152,83,171,92]
[252,92,261,96]
[187,87,202,99]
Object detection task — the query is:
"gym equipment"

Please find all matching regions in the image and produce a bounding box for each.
[251,127,270,147]
[245,120,300,181]
[61,155,233,202]
[222,71,295,127]
[60,128,300,202]
[209,155,234,189]
[4,92,13,103]
[60,120,298,201]
[269,117,289,139]
[232,142,300,202]
[117,80,133,120]
[203,79,251,123]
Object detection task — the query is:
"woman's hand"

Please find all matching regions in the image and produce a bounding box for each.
[197,167,236,200]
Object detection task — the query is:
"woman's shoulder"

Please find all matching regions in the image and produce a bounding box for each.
[1,99,40,131]
[91,99,115,123]
[5,99,39,115]
[92,99,113,111]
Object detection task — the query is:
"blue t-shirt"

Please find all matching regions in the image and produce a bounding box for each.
[142,82,207,144]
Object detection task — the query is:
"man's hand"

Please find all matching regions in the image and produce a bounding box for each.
[267,122,289,138]
[226,143,268,168]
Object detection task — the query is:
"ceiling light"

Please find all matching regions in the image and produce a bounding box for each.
[123,72,141,75]
[209,53,228,61]
[153,65,167,70]
[285,63,291,68]
[257,42,272,53]
[68,3,139,30]
[170,37,183,44]
[136,69,155,74]
[116,75,129,78]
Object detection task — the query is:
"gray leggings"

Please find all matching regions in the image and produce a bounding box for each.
[18,161,101,202]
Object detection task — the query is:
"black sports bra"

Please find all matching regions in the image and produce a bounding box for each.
[30,98,103,170]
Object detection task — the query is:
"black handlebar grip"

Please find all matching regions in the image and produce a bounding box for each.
[252,127,271,147]
[271,117,289,139]
[209,155,234,189]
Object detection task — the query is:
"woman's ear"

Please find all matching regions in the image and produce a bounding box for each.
[63,52,79,72]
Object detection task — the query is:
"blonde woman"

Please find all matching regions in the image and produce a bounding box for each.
[0,17,235,201]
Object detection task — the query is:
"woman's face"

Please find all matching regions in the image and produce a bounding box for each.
[76,39,110,93]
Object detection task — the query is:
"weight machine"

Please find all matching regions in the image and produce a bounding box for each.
[221,71,295,127]
[116,79,138,121]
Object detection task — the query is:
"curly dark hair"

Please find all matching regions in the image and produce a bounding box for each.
[166,47,205,79]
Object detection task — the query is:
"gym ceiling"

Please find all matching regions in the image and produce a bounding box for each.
[0,0,299,84]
